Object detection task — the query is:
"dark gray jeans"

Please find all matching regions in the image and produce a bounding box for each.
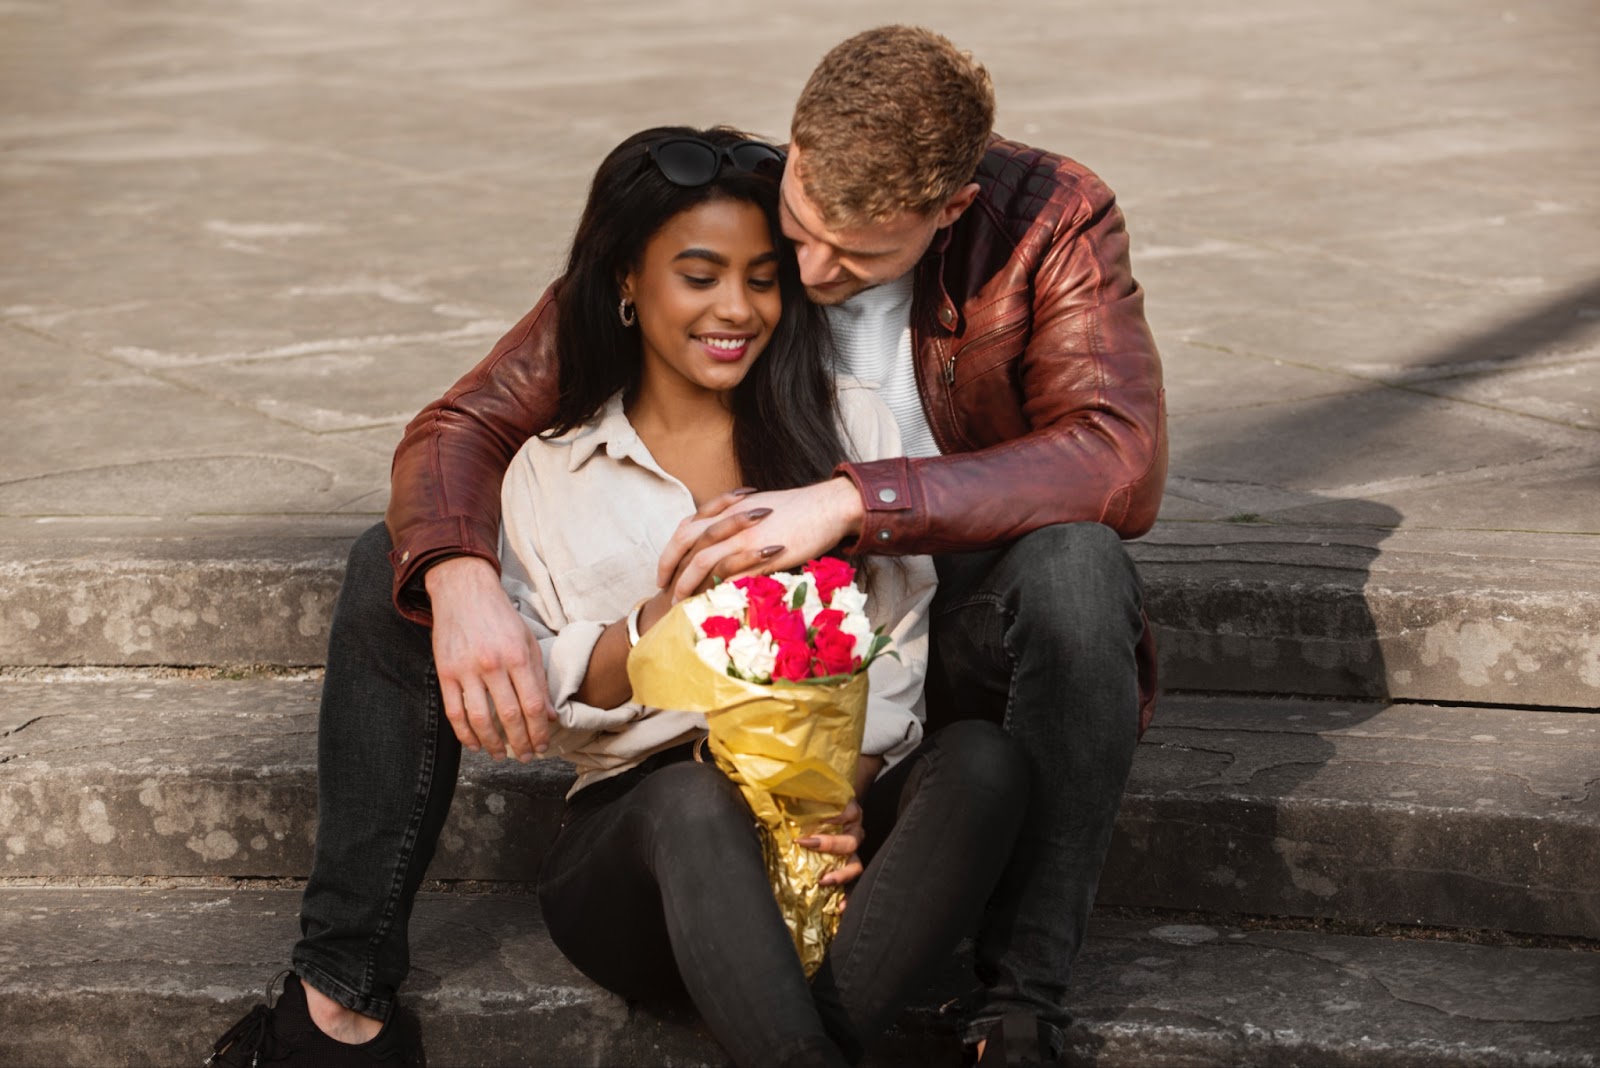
[925,522,1143,1052]
[539,720,1029,1068]
[294,521,1143,1055]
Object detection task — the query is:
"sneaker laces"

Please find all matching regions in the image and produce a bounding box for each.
[205,971,289,1067]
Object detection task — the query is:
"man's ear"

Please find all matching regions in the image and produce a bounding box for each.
[932,183,981,229]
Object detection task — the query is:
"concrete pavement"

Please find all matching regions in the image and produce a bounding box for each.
[2,3,1598,665]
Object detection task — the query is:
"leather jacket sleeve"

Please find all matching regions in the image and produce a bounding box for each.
[384,282,562,623]
[837,171,1168,556]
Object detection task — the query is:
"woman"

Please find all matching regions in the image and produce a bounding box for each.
[499,127,1028,1068]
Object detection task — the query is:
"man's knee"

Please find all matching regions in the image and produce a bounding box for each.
[344,522,395,593]
[929,720,1030,815]
[1002,523,1141,641]
[329,523,402,623]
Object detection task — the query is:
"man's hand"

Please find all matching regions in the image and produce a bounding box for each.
[657,478,864,601]
[425,555,554,762]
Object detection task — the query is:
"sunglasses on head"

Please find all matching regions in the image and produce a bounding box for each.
[647,137,785,187]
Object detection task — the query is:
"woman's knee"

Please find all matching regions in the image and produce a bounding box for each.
[636,761,759,856]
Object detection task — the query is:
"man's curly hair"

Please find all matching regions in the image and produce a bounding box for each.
[790,25,995,227]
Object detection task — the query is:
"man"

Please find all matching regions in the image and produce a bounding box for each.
[208,24,1163,1068]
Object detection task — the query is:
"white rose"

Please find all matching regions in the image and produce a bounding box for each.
[683,598,710,631]
[704,582,748,620]
[694,636,732,675]
[777,572,822,624]
[726,628,777,682]
[830,582,868,617]
[840,612,874,655]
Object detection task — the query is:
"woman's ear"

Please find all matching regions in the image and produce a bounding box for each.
[617,269,637,305]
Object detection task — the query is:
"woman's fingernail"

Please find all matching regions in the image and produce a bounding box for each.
[759,545,783,560]
[732,487,757,497]
[745,507,773,520]
[798,836,820,848]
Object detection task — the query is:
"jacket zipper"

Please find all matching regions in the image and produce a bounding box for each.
[944,316,1027,387]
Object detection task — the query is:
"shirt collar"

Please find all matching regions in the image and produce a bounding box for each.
[559,392,642,472]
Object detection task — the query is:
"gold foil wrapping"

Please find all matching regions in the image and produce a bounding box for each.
[628,601,868,977]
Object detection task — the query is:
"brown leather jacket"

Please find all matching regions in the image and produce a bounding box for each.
[386,136,1167,730]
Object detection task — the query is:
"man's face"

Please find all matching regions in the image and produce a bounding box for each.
[778,146,948,306]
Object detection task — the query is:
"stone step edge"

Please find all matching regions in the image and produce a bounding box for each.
[4,682,1596,937]
[4,539,1598,707]
[0,874,1587,955]
[1,887,1595,1068]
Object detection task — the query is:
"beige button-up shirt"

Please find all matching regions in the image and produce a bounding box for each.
[499,379,937,797]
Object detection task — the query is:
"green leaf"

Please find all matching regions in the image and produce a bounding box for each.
[791,584,807,610]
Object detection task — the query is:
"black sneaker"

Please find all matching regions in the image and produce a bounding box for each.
[962,1010,1053,1066]
[206,971,424,1067]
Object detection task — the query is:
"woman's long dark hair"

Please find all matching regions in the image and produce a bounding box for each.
[545,126,847,493]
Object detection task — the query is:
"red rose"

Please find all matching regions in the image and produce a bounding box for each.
[747,595,797,638]
[813,622,859,677]
[734,574,786,607]
[700,615,740,644]
[805,558,855,605]
[766,608,808,645]
[811,608,845,633]
[772,639,812,681]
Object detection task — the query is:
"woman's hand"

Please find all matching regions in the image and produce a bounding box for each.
[657,485,835,599]
[799,798,866,888]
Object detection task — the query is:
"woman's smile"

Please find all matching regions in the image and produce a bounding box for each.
[696,333,756,362]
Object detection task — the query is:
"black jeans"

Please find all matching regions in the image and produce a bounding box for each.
[294,521,1143,1051]
[926,522,1143,1053]
[293,523,462,1020]
[538,721,1029,1068]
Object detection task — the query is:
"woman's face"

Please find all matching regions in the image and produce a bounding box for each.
[622,197,782,399]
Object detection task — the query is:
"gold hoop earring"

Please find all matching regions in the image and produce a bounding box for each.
[618,298,636,327]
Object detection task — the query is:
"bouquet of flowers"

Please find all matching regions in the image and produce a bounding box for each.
[627,558,892,976]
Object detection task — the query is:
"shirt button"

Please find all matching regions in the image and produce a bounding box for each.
[876,529,892,543]
[877,487,898,504]
[400,550,410,564]
[938,304,956,328]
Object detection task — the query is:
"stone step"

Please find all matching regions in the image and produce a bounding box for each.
[5,527,1600,707]
[4,678,1596,937]
[0,887,1595,1068]
[1103,695,1600,938]
[0,676,565,886]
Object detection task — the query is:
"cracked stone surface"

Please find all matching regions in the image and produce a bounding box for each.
[3,679,1595,938]
[1,0,1598,709]
[0,888,1594,1067]
[1101,696,1600,937]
